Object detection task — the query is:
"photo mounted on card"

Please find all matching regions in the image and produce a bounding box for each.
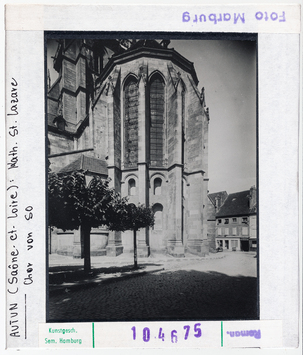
[46,33,258,323]
[5,4,300,350]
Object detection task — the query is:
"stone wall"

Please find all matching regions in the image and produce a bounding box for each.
[93,98,108,160]
[207,197,216,249]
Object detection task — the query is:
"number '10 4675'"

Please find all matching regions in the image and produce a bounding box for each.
[131,323,202,343]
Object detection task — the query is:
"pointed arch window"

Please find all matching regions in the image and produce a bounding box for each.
[149,74,165,167]
[181,84,186,165]
[124,77,138,167]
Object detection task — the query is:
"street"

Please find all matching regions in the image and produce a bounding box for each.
[48,252,258,321]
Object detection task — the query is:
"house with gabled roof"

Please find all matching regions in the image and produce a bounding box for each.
[207,191,228,249]
[214,186,257,252]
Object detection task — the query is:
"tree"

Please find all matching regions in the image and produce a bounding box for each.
[48,170,128,273]
[48,170,154,272]
[111,203,154,269]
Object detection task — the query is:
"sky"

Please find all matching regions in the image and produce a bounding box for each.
[170,40,257,194]
[47,38,256,194]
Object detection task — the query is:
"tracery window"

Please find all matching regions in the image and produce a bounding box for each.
[124,77,138,167]
[149,74,165,166]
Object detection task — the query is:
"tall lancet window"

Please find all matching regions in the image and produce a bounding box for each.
[181,84,186,166]
[149,74,165,167]
[124,76,139,167]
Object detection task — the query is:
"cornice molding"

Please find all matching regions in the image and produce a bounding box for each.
[96,46,199,88]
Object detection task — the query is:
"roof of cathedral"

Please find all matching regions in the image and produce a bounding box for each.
[58,155,108,176]
[96,40,199,87]
[216,190,251,218]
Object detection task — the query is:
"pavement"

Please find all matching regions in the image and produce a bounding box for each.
[48,251,258,321]
[48,251,228,294]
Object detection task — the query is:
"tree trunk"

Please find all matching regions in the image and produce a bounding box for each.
[133,229,138,269]
[81,224,92,273]
[49,227,52,255]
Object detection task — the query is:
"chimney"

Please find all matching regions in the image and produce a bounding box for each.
[249,186,257,209]
[215,196,221,210]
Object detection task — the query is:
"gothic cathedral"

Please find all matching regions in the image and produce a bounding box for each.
[48,39,210,257]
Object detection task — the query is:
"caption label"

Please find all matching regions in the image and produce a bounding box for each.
[182,11,286,25]
[39,321,282,348]
[7,77,36,340]
[39,324,92,348]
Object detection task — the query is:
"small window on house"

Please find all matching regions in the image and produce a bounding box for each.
[232,227,237,235]
[242,227,248,235]
[232,218,237,223]
[154,178,162,195]
[242,217,248,224]
[217,219,222,225]
[224,219,229,224]
[217,227,222,235]
[128,179,136,196]
[225,227,229,236]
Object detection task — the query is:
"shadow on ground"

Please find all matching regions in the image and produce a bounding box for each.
[49,263,162,285]
[48,268,258,322]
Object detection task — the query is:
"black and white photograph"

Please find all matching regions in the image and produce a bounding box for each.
[46,34,258,323]
[4,2,301,350]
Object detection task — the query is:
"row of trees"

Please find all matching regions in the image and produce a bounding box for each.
[48,171,154,272]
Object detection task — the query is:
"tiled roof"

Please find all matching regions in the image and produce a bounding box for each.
[59,155,108,176]
[216,190,251,218]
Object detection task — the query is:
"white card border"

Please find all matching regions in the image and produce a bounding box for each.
[2,1,302,354]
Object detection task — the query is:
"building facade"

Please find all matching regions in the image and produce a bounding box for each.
[47,39,210,257]
[207,191,228,250]
[213,187,257,252]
